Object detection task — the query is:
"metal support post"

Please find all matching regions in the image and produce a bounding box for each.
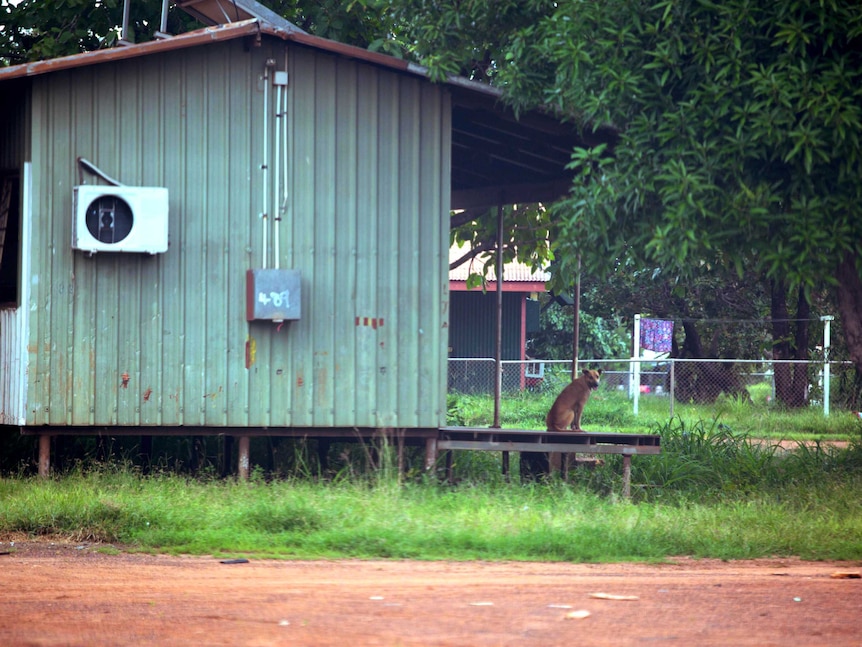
[424,437,438,472]
[237,436,251,480]
[38,434,51,478]
[622,454,632,499]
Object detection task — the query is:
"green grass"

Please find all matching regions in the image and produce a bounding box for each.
[448,388,861,441]
[1,387,860,564]
[2,436,862,562]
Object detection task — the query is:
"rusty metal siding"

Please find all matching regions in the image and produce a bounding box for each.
[22,36,450,429]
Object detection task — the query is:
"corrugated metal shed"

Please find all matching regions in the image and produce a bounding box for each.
[0,17,608,436]
[1,23,450,430]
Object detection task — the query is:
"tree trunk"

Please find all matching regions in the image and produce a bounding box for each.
[680,320,704,357]
[771,279,793,405]
[793,285,810,405]
[770,279,808,407]
[836,253,862,373]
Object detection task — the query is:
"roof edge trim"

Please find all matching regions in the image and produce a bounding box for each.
[0,18,504,102]
[0,20,262,81]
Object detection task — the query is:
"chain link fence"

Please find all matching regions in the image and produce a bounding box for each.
[448,357,860,417]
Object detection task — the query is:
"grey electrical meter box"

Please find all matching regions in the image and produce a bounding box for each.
[246,269,301,321]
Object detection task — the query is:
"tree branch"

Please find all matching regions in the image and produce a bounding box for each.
[449,240,498,271]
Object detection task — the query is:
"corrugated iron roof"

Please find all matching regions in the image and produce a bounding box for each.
[449,244,550,283]
[0,18,487,92]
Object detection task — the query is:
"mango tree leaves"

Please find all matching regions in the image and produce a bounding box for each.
[490,0,862,294]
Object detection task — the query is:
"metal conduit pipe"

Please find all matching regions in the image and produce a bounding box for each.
[273,80,281,270]
[276,56,289,270]
[261,60,274,268]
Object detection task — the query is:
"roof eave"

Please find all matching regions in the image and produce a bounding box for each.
[0,17,502,103]
[0,20,263,82]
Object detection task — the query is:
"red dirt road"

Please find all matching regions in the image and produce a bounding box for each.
[1,541,860,646]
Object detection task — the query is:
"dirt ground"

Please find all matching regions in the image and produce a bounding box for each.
[1,539,860,647]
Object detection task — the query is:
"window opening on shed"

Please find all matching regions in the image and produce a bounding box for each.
[0,173,20,307]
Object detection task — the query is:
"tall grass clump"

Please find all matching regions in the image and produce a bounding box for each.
[2,455,862,562]
[629,416,862,503]
[2,466,861,562]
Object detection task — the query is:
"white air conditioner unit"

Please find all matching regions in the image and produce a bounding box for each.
[72,185,169,254]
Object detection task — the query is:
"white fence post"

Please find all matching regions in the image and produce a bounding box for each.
[632,315,641,416]
[669,359,675,418]
[822,315,833,417]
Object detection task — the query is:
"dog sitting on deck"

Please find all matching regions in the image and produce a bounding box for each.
[545,368,602,432]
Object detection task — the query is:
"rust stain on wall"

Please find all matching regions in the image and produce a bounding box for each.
[245,337,256,369]
[355,316,385,329]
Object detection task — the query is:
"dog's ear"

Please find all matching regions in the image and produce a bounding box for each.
[597,369,603,376]
[582,368,590,376]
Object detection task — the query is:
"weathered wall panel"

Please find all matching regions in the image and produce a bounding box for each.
[21,36,449,429]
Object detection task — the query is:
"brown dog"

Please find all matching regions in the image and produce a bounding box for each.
[545,368,602,432]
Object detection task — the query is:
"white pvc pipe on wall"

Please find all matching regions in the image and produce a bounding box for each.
[261,62,272,269]
[273,81,281,270]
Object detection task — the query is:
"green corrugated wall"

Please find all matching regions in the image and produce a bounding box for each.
[23,36,450,429]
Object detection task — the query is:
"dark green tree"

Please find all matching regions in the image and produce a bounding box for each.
[0,0,204,64]
[485,0,862,404]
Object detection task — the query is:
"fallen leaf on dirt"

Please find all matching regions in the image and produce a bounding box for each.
[565,610,592,620]
[830,573,861,579]
[589,592,639,601]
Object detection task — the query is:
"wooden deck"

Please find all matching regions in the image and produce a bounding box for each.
[434,427,661,497]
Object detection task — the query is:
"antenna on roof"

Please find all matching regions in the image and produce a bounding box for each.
[154,0,172,39]
[118,0,173,46]
[119,0,132,46]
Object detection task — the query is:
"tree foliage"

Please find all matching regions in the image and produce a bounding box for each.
[527,295,628,361]
[0,0,203,64]
[488,0,862,394]
[492,1,862,295]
